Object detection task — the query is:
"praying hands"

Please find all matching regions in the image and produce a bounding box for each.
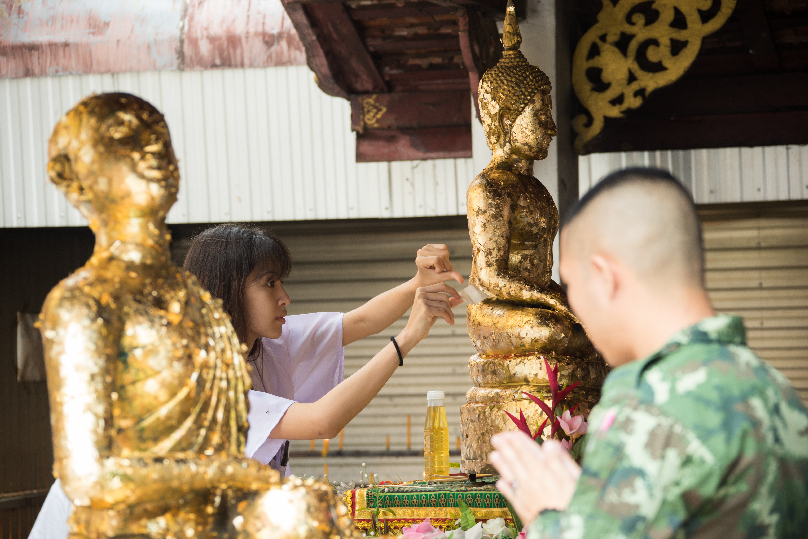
[489,432,582,526]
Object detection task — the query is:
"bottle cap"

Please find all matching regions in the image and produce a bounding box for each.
[427,390,445,401]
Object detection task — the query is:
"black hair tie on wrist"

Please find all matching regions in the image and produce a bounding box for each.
[390,336,403,366]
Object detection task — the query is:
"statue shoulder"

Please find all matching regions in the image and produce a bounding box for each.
[181,268,226,312]
[42,267,106,318]
[467,169,523,211]
[469,169,525,192]
[40,266,135,340]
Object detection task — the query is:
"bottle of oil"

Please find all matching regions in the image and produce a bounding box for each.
[424,390,449,480]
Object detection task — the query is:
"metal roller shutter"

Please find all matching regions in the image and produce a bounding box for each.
[171,204,807,480]
[701,202,808,405]
[275,218,475,456]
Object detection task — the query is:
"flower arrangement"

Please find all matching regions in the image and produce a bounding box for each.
[399,501,519,539]
[504,358,588,459]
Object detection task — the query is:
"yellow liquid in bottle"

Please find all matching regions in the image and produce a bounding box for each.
[424,405,449,480]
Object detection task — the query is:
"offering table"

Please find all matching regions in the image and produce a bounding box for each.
[344,476,513,535]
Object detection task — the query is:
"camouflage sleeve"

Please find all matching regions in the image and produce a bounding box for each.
[527,403,717,539]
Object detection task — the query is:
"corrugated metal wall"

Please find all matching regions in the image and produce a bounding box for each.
[177,206,808,458]
[0,67,476,228]
[5,67,808,230]
[579,148,808,203]
[280,207,808,459]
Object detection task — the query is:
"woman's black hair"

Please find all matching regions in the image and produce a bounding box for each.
[183,224,291,345]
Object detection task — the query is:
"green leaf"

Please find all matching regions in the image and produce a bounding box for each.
[447,532,454,539]
[570,435,586,461]
[457,499,476,531]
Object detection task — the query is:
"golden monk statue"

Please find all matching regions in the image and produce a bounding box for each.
[40,93,356,538]
[460,2,606,474]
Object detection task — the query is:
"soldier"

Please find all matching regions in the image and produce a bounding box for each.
[489,167,808,537]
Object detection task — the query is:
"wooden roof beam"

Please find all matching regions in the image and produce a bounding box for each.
[580,111,808,153]
[285,0,525,15]
[282,0,387,97]
[282,0,347,97]
[736,0,781,72]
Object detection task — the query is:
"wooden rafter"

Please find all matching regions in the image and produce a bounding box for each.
[736,0,781,72]
[282,1,348,98]
[282,0,387,97]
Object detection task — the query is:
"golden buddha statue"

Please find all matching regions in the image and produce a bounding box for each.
[460,3,606,474]
[40,93,356,538]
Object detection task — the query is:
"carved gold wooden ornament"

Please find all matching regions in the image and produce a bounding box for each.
[572,0,736,152]
[361,94,387,129]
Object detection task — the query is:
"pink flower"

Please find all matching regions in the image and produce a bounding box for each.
[560,439,572,451]
[518,533,526,539]
[559,410,587,437]
[402,518,447,539]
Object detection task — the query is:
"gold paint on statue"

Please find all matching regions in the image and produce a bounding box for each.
[572,0,736,151]
[461,1,606,474]
[41,93,358,538]
[468,353,607,389]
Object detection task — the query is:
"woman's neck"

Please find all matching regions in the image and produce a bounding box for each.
[248,336,262,357]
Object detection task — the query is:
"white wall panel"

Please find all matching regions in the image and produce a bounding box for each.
[1,67,475,228]
[580,146,808,203]
[8,65,807,229]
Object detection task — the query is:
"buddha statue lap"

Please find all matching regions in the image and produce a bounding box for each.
[40,93,357,539]
[460,3,607,474]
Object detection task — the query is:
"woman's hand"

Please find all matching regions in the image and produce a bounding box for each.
[414,244,464,288]
[342,244,464,346]
[398,282,463,345]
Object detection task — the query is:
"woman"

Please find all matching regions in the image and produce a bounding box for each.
[183,224,464,476]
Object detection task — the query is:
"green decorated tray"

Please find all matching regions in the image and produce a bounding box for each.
[343,476,513,534]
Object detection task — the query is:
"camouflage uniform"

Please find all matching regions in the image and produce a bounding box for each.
[529,315,808,538]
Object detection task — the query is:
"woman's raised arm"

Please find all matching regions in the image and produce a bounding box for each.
[341,244,464,346]
[272,282,462,440]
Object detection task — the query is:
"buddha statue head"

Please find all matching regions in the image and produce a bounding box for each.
[47,93,180,230]
[479,0,557,161]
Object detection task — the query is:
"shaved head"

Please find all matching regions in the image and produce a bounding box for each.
[558,168,711,366]
[562,168,704,290]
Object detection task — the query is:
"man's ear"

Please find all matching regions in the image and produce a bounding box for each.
[589,253,620,304]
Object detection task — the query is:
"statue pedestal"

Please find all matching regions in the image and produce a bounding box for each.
[460,353,606,474]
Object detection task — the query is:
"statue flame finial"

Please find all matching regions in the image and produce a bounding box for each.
[502,0,521,51]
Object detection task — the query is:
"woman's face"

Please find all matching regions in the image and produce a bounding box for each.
[243,269,291,343]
